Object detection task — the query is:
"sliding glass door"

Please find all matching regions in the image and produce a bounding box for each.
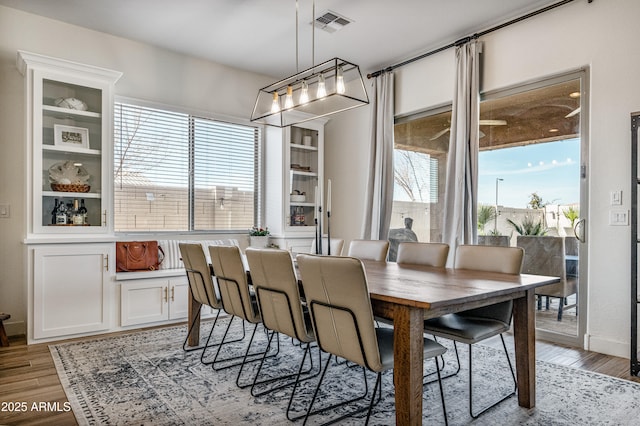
[392,70,588,347]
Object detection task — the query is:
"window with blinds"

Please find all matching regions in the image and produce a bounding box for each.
[114,102,261,232]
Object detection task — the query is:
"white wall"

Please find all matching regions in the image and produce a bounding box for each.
[325,0,640,358]
[3,1,639,358]
[0,6,274,336]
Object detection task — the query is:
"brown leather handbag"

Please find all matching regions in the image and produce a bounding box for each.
[116,241,165,272]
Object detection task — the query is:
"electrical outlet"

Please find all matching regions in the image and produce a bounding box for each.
[0,204,9,218]
[609,209,629,226]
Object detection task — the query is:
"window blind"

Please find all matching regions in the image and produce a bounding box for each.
[114,102,261,232]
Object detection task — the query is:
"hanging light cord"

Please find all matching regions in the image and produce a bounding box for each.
[295,0,299,73]
[312,0,315,68]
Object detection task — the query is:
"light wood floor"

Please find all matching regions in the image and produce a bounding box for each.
[1,326,639,426]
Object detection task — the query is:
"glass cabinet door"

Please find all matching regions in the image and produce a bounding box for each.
[287,125,323,230]
[18,51,122,237]
[38,75,105,231]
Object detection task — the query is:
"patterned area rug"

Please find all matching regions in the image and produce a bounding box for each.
[50,318,640,425]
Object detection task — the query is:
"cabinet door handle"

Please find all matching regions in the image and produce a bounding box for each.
[164,287,168,302]
[102,210,107,226]
[171,286,175,302]
[104,254,109,271]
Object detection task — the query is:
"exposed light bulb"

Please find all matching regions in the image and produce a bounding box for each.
[271,92,280,113]
[336,66,345,94]
[317,74,327,98]
[299,80,309,104]
[284,86,294,109]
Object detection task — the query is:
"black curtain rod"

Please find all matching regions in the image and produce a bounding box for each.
[367,0,588,79]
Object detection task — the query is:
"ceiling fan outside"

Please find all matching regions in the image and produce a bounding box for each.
[430,119,507,140]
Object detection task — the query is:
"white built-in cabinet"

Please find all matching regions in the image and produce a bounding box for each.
[17,51,122,236]
[120,276,189,326]
[18,51,122,342]
[266,119,327,253]
[32,244,112,339]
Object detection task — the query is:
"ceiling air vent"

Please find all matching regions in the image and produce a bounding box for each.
[313,10,353,33]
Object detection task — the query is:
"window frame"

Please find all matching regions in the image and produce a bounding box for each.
[113,96,265,234]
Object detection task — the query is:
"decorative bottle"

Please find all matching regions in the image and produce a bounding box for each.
[78,199,88,225]
[55,200,68,225]
[71,199,83,225]
[51,199,59,225]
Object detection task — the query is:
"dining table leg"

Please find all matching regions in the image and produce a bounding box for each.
[393,304,424,425]
[512,289,536,408]
[187,291,202,347]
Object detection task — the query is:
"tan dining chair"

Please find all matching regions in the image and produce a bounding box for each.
[517,235,577,321]
[209,245,274,387]
[245,248,321,419]
[347,239,390,262]
[396,242,450,267]
[309,237,345,256]
[297,254,448,425]
[179,243,243,364]
[423,244,524,418]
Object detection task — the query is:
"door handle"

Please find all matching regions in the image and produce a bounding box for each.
[574,218,586,243]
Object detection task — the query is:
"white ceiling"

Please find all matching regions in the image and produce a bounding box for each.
[0,0,561,78]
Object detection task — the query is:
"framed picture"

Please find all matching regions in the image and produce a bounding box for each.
[54,124,89,149]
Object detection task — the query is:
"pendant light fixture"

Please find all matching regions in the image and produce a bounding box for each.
[251,0,369,127]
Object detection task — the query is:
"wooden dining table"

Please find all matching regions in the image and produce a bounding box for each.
[187,257,559,425]
[362,260,559,425]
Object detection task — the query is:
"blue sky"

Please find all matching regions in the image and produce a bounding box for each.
[478,138,580,208]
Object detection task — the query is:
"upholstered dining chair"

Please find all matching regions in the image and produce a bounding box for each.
[297,254,448,425]
[396,242,450,267]
[245,248,321,418]
[208,245,275,387]
[309,237,345,256]
[423,244,524,418]
[347,239,390,262]
[179,243,243,364]
[516,236,577,321]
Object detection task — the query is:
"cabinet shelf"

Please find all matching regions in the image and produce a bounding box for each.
[43,190,101,199]
[290,202,315,207]
[290,143,318,151]
[43,105,101,119]
[291,170,318,177]
[43,145,101,156]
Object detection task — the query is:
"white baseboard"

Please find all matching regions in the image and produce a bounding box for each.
[4,320,26,337]
[585,334,629,359]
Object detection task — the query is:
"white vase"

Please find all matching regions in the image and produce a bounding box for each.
[250,235,269,248]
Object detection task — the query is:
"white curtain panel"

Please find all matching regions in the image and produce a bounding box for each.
[362,72,395,240]
[443,40,481,266]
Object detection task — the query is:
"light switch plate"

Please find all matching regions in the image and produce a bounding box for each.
[610,190,622,205]
[0,204,9,218]
[609,209,629,226]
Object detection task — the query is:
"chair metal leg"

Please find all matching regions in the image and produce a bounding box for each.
[250,333,320,397]
[302,355,372,426]
[433,358,449,426]
[236,323,265,388]
[557,297,564,321]
[468,334,517,418]
[286,345,324,421]
[424,338,461,384]
[212,318,274,371]
[182,309,247,365]
[182,308,205,352]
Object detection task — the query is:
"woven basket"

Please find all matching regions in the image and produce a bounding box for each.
[51,183,90,193]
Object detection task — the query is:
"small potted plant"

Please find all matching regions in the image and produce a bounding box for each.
[249,226,270,248]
